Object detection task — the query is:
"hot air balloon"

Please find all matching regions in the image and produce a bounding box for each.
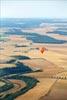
[40,47,47,54]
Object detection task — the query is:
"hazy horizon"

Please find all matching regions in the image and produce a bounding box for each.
[1,0,67,19]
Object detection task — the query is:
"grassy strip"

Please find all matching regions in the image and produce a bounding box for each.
[0,75,39,100]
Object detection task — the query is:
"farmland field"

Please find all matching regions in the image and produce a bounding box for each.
[0,18,67,100]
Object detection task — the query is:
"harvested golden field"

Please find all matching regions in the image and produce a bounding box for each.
[0,18,67,100]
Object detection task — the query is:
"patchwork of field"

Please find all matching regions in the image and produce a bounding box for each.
[0,19,67,100]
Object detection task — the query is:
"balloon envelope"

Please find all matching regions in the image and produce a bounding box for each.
[40,47,46,54]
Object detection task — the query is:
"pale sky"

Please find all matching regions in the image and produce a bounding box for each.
[0,0,67,18]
